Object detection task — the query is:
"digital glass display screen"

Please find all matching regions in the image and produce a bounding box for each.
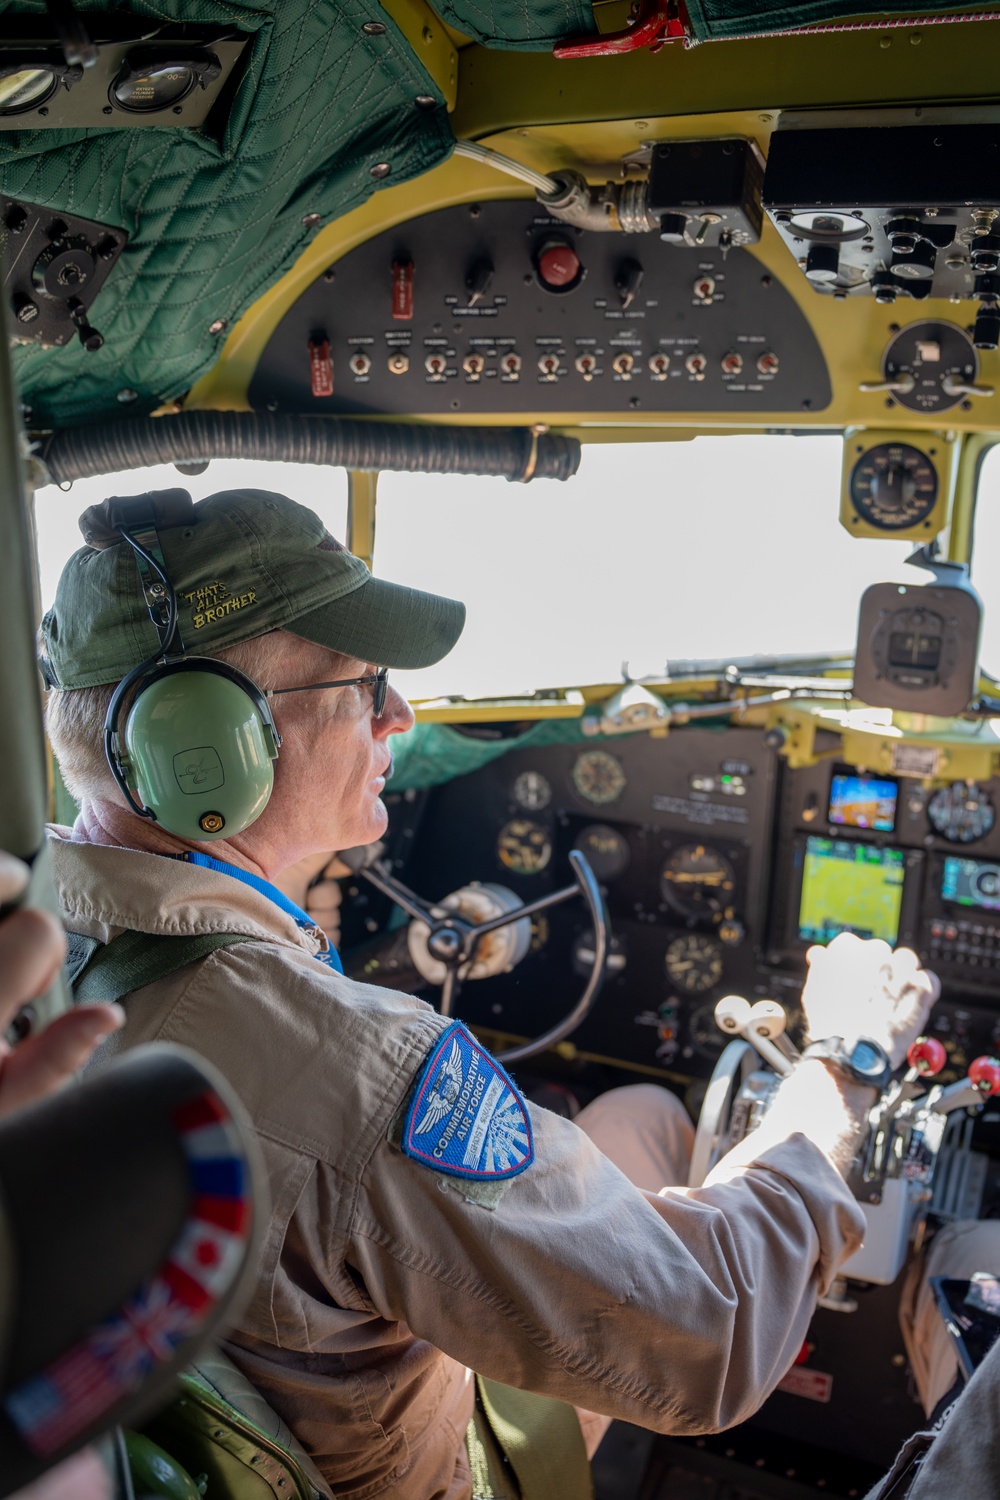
[941,857,1000,912]
[798,836,905,945]
[829,772,898,832]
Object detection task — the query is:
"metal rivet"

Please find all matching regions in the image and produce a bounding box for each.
[880,35,891,47]
[415,95,436,108]
[370,162,391,179]
[209,318,227,335]
[323,266,336,282]
[301,212,322,229]
[173,104,183,114]
[38,106,48,116]
[116,387,138,403]
[422,25,433,41]
[102,105,112,115]
[362,20,386,32]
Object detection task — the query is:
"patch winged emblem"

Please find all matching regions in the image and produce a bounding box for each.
[402,1022,534,1181]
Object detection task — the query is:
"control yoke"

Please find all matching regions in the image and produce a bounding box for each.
[348,850,609,1065]
[691,995,1000,1288]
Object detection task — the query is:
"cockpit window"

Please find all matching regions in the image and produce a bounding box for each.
[971,442,1000,681]
[375,436,920,702]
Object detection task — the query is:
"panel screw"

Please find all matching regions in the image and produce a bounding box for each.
[102,105,112,114]
[209,318,227,334]
[301,212,321,229]
[362,21,386,32]
[117,387,138,403]
[323,266,336,282]
[415,95,436,109]
[370,162,391,179]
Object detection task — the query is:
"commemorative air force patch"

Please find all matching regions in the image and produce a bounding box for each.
[402,1022,534,1180]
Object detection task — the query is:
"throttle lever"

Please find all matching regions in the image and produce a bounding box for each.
[881,1036,947,1121]
[715,995,793,1076]
[930,1055,1000,1115]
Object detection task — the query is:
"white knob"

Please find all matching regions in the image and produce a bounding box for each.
[748,999,788,1040]
[715,994,751,1035]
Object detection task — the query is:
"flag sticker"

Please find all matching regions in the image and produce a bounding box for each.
[402,1022,534,1181]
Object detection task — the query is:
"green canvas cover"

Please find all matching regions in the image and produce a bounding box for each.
[682,0,992,40]
[3,0,454,430]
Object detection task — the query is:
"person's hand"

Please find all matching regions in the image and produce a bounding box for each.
[274,851,349,949]
[801,931,940,1071]
[0,852,123,1118]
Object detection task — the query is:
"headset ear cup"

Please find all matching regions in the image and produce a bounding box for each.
[123,662,279,840]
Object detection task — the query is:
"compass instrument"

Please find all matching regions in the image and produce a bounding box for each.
[660,844,736,920]
[497,819,552,875]
[572,824,630,882]
[571,750,627,806]
[928,782,996,844]
[664,933,724,994]
[512,770,552,811]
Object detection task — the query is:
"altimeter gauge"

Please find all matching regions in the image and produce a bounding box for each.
[928,782,996,844]
[664,933,724,994]
[660,844,735,919]
[571,750,627,805]
[496,818,552,875]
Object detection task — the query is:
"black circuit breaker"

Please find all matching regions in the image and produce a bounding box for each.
[647,137,764,249]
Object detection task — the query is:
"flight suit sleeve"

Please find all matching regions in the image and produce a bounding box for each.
[345,1089,865,1435]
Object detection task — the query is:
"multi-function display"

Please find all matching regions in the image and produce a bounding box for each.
[798,836,905,945]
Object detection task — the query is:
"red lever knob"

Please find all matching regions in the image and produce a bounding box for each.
[908,1037,947,1076]
[968,1056,1000,1096]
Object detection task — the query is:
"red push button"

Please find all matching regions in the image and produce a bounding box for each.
[537,241,581,289]
[392,259,414,320]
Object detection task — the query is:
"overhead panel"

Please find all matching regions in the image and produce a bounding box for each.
[248,199,831,416]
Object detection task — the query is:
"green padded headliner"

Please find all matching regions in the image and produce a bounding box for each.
[4,0,454,430]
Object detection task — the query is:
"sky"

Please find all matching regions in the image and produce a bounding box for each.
[34,436,1000,700]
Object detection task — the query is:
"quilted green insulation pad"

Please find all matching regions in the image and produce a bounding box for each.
[1,0,979,430]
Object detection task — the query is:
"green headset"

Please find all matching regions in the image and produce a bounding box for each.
[103,496,281,841]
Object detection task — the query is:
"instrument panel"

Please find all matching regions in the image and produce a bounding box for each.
[341,724,1000,1087]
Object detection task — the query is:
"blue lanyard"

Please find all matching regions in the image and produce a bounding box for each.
[184,851,344,973]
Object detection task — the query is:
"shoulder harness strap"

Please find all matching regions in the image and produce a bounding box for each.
[70,929,258,1004]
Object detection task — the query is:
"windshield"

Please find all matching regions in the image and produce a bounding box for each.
[36,437,933,701]
[377,435,920,700]
[972,442,1000,681]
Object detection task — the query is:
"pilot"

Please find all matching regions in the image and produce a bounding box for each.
[40,486,939,1500]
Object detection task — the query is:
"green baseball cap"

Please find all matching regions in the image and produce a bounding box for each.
[40,487,466,689]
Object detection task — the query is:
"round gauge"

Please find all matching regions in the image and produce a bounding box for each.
[0,67,59,115]
[664,933,724,994]
[848,443,938,531]
[928,782,996,843]
[687,1001,727,1059]
[882,321,979,415]
[572,750,627,805]
[497,818,552,875]
[513,770,552,811]
[573,824,630,881]
[660,844,735,919]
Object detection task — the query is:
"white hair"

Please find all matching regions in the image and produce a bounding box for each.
[44,630,301,805]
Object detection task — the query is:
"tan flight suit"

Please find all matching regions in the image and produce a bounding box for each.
[51,829,867,1500]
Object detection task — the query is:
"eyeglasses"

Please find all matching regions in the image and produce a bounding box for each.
[267,666,389,718]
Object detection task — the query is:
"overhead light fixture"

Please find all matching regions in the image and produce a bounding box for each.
[109,47,221,116]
